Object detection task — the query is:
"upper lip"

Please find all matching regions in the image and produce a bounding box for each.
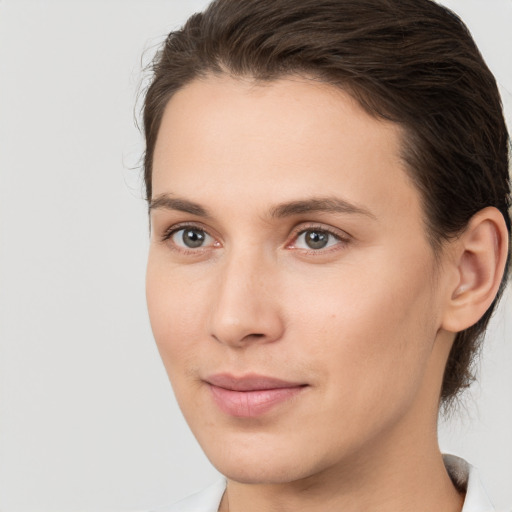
[205,373,306,391]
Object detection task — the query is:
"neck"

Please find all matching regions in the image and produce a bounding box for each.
[220,425,463,512]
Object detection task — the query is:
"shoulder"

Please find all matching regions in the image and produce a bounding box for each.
[152,479,226,512]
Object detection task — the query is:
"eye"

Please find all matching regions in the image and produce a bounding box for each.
[168,227,215,249]
[292,228,345,251]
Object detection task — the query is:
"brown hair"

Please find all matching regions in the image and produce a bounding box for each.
[142,0,511,405]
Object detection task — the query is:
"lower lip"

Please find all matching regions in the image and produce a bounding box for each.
[208,385,306,418]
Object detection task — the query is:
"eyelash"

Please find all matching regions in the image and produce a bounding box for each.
[288,224,350,254]
[160,223,351,255]
[161,222,217,255]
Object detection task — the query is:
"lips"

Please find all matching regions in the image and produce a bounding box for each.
[205,373,307,417]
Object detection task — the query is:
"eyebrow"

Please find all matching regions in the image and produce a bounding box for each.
[269,197,376,219]
[149,194,211,217]
[149,193,375,220]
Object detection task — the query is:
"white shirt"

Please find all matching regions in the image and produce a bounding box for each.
[155,455,498,512]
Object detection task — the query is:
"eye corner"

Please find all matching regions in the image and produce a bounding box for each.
[286,224,352,254]
[159,223,223,256]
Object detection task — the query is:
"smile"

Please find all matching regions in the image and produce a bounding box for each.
[205,374,308,418]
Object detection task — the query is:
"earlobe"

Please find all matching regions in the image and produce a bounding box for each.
[442,207,509,333]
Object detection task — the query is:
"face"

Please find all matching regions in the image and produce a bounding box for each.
[147,75,450,484]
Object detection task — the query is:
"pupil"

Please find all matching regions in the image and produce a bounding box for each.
[306,230,328,249]
[183,229,205,248]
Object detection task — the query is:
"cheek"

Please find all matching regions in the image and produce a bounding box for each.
[288,251,438,398]
[146,257,206,366]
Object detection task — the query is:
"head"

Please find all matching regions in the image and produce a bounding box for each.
[143,0,510,484]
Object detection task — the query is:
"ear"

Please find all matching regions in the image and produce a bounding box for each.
[441,207,509,333]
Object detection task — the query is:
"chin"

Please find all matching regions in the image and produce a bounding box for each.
[200,433,333,485]
[216,459,311,485]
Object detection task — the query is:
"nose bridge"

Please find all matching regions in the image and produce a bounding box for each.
[208,245,283,347]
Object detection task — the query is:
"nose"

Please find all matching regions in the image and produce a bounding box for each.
[208,251,285,348]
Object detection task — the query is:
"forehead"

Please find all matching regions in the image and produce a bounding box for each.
[152,74,421,226]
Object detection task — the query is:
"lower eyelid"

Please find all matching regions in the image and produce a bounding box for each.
[285,231,347,253]
[161,225,223,255]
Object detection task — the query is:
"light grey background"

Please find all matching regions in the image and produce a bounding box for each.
[0,1,510,511]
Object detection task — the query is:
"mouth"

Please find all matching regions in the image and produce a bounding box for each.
[204,373,308,418]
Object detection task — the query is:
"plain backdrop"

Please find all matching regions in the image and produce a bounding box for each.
[0,1,511,511]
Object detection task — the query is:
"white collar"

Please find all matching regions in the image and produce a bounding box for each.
[443,454,495,512]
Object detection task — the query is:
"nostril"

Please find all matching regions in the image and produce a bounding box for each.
[242,333,266,342]
[211,331,270,346]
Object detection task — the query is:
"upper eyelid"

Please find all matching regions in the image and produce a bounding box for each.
[284,224,353,254]
[161,222,215,240]
[290,223,351,241]
[162,225,219,254]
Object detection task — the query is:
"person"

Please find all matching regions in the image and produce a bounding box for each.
[141,0,511,510]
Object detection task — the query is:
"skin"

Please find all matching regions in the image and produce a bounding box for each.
[146,75,506,512]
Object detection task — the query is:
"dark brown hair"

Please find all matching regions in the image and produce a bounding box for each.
[142,0,511,404]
